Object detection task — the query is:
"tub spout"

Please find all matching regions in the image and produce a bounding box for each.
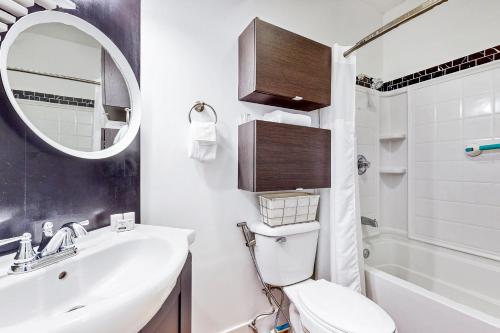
[361,216,378,227]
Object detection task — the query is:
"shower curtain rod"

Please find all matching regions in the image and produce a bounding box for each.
[7,67,101,85]
[343,0,448,58]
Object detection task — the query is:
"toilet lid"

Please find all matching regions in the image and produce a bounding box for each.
[297,280,395,333]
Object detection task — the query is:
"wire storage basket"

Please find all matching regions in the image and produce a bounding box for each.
[258,192,320,227]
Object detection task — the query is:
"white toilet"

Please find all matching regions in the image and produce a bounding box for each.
[249,221,396,333]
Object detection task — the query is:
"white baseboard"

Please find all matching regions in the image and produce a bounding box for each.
[221,315,276,333]
[221,321,253,333]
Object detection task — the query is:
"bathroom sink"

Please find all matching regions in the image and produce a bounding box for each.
[0,225,195,333]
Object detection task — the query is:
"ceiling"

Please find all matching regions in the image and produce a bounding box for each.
[360,0,406,14]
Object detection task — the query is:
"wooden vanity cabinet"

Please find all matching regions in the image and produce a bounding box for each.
[238,120,331,192]
[238,18,332,111]
[140,253,192,333]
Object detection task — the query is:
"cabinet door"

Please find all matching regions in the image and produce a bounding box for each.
[238,121,331,192]
[254,19,331,108]
[101,48,131,109]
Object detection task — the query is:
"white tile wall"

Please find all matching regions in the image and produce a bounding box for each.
[409,65,500,259]
[17,99,96,152]
[356,87,379,237]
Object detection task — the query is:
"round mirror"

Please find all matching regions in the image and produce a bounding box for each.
[0,11,141,159]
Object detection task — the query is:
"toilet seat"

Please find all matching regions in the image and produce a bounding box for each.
[285,280,395,333]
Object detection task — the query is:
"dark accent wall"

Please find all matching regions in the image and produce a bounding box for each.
[0,0,140,255]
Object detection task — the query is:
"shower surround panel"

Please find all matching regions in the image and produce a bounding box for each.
[408,63,500,260]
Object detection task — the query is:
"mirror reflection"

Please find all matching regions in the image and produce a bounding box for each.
[7,23,131,152]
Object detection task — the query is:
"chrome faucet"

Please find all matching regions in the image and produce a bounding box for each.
[38,221,88,257]
[361,216,378,228]
[0,220,89,274]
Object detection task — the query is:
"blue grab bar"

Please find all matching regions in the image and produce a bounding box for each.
[465,143,500,155]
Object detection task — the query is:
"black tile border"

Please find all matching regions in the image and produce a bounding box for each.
[12,89,95,108]
[356,44,500,92]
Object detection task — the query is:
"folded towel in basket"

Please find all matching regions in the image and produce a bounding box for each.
[263,110,312,127]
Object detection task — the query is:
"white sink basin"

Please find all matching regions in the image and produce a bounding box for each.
[0,225,195,333]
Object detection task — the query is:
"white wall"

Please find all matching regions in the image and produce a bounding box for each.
[140,1,383,332]
[382,0,500,81]
[9,31,100,99]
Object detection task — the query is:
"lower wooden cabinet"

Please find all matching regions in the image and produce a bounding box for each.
[238,120,331,192]
[140,253,192,333]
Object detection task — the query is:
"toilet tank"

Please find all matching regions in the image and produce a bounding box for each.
[249,221,320,286]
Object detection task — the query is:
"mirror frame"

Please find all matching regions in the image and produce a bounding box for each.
[0,11,141,159]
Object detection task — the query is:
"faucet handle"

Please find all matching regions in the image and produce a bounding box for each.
[0,233,37,265]
[0,233,32,247]
[13,233,37,264]
[79,220,90,227]
[42,222,54,236]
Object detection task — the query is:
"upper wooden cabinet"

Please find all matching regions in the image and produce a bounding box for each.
[238,18,332,112]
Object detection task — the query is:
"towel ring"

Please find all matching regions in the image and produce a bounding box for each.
[188,101,218,124]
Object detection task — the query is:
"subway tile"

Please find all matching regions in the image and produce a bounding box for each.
[403,74,414,82]
[415,104,436,124]
[468,51,485,61]
[426,66,439,74]
[452,56,467,67]
[414,86,435,106]
[460,61,475,71]
[60,122,77,135]
[416,123,437,143]
[445,66,459,75]
[485,48,497,56]
[432,71,444,79]
[436,100,461,121]
[463,116,493,140]
[463,93,493,117]
[437,120,462,141]
[463,71,493,96]
[496,91,500,113]
[477,56,494,66]
[493,115,500,137]
[439,61,453,70]
[420,74,432,82]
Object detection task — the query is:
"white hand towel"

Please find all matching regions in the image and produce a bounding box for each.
[188,121,217,162]
[263,110,312,127]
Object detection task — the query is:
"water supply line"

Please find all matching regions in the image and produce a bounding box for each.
[237,222,294,333]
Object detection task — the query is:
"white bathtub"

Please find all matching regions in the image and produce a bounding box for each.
[364,233,500,333]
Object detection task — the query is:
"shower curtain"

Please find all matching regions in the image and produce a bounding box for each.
[317,44,365,293]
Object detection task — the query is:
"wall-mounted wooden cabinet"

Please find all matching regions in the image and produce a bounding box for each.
[238,120,331,192]
[238,18,332,112]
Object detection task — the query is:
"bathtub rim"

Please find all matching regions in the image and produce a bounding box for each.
[364,233,500,329]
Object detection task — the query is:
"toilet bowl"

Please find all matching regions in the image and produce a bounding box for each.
[248,221,395,333]
[284,279,395,333]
